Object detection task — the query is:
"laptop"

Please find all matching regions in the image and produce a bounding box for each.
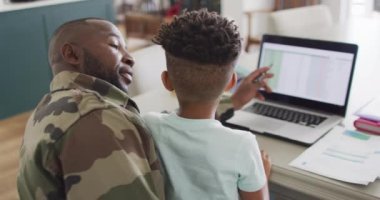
[227,34,358,145]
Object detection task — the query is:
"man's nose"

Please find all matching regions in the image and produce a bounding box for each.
[121,51,135,67]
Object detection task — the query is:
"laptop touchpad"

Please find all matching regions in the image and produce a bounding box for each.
[251,118,284,132]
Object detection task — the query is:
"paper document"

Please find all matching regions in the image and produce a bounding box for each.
[355,97,380,121]
[290,126,380,185]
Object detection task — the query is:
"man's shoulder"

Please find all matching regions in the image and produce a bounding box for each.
[20,106,162,200]
[26,89,112,140]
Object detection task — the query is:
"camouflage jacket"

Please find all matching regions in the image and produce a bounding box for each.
[17,71,164,200]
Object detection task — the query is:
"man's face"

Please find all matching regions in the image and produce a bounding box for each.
[79,20,134,93]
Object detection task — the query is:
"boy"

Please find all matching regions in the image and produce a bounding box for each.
[143,9,270,200]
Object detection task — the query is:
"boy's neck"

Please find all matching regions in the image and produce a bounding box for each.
[177,100,218,119]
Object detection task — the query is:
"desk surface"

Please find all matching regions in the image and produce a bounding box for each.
[133,88,380,200]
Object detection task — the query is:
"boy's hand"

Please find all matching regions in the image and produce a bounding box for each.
[231,67,273,110]
[261,150,272,179]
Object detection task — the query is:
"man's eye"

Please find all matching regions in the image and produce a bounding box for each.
[110,44,119,49]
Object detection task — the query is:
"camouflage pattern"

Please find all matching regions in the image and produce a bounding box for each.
[17,71,164,200]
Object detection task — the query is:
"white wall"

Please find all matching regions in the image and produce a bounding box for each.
[221,0,275,46]
[321,0,351,24]
[243,0,274,11]
[222,0,351,30]
[221,0,244,32]
[221,0,352,45]
[365,0,375,14]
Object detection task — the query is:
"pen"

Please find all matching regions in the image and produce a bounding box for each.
[253,64,272,83]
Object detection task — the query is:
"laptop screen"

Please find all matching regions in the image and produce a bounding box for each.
[257,35,358,116]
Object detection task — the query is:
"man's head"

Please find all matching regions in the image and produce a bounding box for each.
[48,18,134,92]
[153,9,241,103]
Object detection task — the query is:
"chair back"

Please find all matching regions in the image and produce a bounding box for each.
[128,45,166,97]
[270,5,333,38]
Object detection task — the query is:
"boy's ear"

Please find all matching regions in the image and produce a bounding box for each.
[225,72,237,91]
[61,43,82,65]
[161,70,174,91]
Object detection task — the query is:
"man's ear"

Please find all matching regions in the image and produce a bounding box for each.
[61,43,82,65]
[161,70,174,91]
[225,72,237,91]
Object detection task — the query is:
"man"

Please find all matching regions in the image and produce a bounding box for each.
[17,18,272,199]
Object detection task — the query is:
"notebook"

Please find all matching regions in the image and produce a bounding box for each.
[227,34,358,145]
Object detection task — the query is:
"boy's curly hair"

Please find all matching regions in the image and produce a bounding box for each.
[153,9,241,102]
[153,9,241,65]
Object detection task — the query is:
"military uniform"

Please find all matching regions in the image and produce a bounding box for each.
[17,71,164,200]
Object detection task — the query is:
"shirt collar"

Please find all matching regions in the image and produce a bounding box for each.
[50,71,139,112]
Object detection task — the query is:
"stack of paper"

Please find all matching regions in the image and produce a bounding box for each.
[355,97,380,121]
[290,126,380,185]
[354,97,380,135]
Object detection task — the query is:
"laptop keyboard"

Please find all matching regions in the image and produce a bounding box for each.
[245,103,327,128]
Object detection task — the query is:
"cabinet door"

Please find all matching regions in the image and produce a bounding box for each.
[0,10,50,119]
[44,0,114,39]
[0,0,115,119]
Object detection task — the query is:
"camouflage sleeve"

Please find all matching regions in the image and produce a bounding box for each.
[56,108,163,200]
[216,93,234,122]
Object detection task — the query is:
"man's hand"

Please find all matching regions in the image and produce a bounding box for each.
[231,66,273,110]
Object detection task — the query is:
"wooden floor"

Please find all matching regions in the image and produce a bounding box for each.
[0,112,31,200]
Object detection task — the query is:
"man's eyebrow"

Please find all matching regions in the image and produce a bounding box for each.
[107,33,128,49]
[107,33,121,38]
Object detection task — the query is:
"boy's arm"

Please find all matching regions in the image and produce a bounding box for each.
[237,135,270,200]
[239,186,270,200]
[216,67,273,121]
[231,67,273,110]
[238,150,271,200]
[261,150,272,179]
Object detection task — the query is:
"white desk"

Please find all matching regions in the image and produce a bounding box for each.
[133,88,380,200]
